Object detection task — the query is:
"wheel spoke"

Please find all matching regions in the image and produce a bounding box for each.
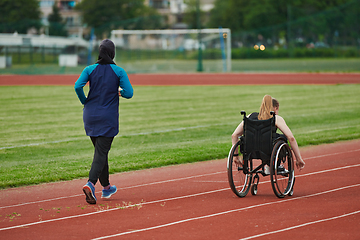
[227,139,251,197]
[270,141,295,198]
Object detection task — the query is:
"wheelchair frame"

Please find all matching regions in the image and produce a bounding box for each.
[227,111,295,198]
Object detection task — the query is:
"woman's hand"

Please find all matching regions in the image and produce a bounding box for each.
[118,87,122,97]
[295,157,305,170]
[233,155,243,167]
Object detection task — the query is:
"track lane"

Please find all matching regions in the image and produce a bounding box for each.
[1,73,360,86]
[0,141,359,239]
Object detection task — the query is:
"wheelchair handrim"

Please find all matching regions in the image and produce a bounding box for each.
[227,140,252,197]
[274,142,294,196]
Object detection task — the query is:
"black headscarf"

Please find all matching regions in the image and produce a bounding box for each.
[96,39,116,65]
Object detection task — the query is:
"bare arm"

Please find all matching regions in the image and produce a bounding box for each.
[230,121,245,165]
[275,115,305,170]
[232,121,244,146]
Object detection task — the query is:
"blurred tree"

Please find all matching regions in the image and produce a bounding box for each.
[208,0,358,47]
[243,0,280,32]
[207,0,245,32]
[0,0,41,33]
[286,0,359,46]
[75,0,165,38]
[48,4,68,36]
[183,0,206,29]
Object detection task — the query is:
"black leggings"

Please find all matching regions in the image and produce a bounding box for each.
[88,136,114,187]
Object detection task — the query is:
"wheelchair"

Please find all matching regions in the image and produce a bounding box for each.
[227,111,295,198]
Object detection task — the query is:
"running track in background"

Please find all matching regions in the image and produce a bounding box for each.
[0,72,360,85]
[0,140,359,239]
[0,73,359,239]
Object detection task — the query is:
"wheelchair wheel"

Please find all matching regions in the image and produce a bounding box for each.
[251,184,257,195]
[227,139,252,198]
[251,175,259,195]
[270,140,295,198]
[288,177,295,196]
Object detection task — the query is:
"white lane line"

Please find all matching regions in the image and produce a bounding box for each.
[116,171,224,190]
[0,171,223,210]
[195,164,360,184]
[1,155,359,210]
[90,184,360,240]
[239,210,360,240]
[0,194,83,210]
[303,148,360,160]
[1,168,359,232]
[295,164,360,177]
[194,181,229,183]
[0,188,226,232]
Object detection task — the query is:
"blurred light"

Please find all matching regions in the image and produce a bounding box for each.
[223,33,227,39]
[254,45,259,50]
[260,45,265,51]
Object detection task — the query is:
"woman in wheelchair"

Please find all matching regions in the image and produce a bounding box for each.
[231,95,305,171]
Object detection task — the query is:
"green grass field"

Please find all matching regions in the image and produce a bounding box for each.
[1,58,359,74]
[0,84,360,189]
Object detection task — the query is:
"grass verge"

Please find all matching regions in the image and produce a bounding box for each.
[0,84,359,188]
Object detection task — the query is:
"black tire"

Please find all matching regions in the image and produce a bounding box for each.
[251,174,259,196]
[270,140,295,198]
[288,177,295,196]
[251,184,257,195]
[227,139,252,198]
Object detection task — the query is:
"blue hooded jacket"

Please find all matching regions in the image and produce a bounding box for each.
[74,39,133,137]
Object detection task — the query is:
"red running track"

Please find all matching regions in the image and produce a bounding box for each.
[0,139,359,239]
[0,72,360,85]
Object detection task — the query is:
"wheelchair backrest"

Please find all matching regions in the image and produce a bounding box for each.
[242,111,275,161]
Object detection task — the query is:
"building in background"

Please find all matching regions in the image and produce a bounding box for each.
[38,0,83,37]
[145,0,214,28]
[38,0,214,37]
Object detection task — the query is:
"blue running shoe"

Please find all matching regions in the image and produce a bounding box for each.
[83,182,96,204]
[101,185,117,199]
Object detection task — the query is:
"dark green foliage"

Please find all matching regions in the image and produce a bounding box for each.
[183,0,207,29]
[0,0,41,33]
[75,0,165,38]
[208,0,360,48]
[48,4,68,36]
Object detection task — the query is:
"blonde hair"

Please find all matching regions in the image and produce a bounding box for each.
[258,95,273,120]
